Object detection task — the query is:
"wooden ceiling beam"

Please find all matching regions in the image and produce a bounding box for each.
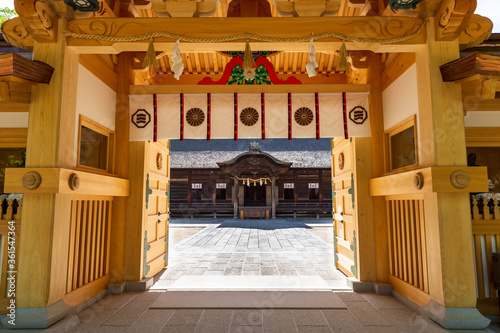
[66,16,426,54]
[130,83,369,94]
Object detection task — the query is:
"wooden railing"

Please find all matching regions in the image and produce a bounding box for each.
[0,197,22,314]
[386,195,430,306]
[471,197,500,315]
[64,196,113,306]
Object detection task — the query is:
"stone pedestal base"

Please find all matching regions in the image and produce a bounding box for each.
[1,300,72,329]
[421,301,491,330]
[126,277,153,292]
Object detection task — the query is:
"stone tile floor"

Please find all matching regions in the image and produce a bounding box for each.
[60,290,462,332]
[152,219,347,290]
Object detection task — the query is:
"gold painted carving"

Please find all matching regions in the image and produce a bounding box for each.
[1,17,34,51]
[459,14,493,50]
[156,153,163,170]
[14,0,58,43]
[338,152,345,171]
[434,0,476,41]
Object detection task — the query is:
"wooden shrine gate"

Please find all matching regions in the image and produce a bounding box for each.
[331,138,357,278]
[144,141,171,278]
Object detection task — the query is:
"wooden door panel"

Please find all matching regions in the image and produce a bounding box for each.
[145,140,170,278]
[332,138,357,278]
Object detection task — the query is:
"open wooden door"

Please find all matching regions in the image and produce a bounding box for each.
[144,140,170,277]
[332,138,357,278]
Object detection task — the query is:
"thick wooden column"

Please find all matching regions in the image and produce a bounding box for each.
[271,176,276,219]
[352,52,386,283]
[110,52,133,283]
[368,52,388,283]
[13,18,78,324]
[415,18,489,329]
[233,176,239,218]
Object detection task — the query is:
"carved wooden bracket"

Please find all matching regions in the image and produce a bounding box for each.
[347,0,371,16]
[434,0,476,41]
[1,17,34,51]
[459,14,493,50]
[150,0,218,17]
[14,0,58,43]
[274,0,341,17]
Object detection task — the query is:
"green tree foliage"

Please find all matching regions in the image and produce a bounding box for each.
[0,7,17,26]
[0,149,25,194]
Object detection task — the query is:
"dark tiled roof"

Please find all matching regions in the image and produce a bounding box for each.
[171,150,331,168]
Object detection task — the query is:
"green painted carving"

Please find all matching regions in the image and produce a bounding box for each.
[228,64,272,85]
[163,236,168,265]
[146,174,153,209]
[348,174,354,209]
[350,230,357,277]
[143,231,151,278]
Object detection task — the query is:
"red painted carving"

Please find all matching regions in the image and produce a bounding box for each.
[198,56,302,85]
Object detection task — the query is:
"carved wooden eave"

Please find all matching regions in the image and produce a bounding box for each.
[434,0,477,41]
[440,52,500,111]
[0,52,55,109]
[64,16,426,54]
[217,147,292,177]
[1,17,34,51]
[459,14,494,50]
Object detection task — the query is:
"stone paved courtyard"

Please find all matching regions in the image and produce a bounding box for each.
[152,219,348,290]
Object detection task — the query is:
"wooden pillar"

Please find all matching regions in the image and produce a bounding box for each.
[187,171,192,203]
[14,18,78,323]
[109,52,133,284]
[414,18,489,329]
[271,176,276,219]
[318,170,323,203]
[293,170,298,203]
[233,176,239,218]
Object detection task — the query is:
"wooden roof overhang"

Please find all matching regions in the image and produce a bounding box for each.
[440,51,500,112]
[217,148,292,177]
[0,52,54,112]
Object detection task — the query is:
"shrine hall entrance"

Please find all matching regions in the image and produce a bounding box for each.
[244,185,267,206]
[148,138,351,291]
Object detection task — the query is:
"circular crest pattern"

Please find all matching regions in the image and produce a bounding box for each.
[186,108,205,127]
[294,107,314,126]
[240,108,259,126]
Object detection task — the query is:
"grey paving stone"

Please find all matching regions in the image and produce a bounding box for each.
[379,309,447,332]
[185,267,207,276]
[363,326,401,333]
[131,291,163,303]
[93,326,124,333]
[203,270,225,276]
[292,310,329,326]
[321,309,367,333]
[194,309,233,333]
[229,326,263,333]
[261,267,279,275]
[262,310,298,333]
[125,309,175,333]
[166,309,204,326]
[207,264,227,271]
[362,294,407,310]
[296,326,332,333]
[335,292,367,302]
[243,264,261,271]
[232,310,263,326]
[102,301,151,326]
[224,267,243,275]
[161,325,197,333]
[344,302,392,326]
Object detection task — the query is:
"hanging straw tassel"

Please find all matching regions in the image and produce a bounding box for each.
[143,38,159,70]
[337,40,348,72]
[243,39,252,69]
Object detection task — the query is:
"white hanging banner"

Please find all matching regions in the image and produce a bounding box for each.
[184,94,207,139]
[157,94,180,140]
[128,92,369,141]
[264,93,288,139]
[291,93,316,139]
[211,93,234,139]
[238,93,261,139]
[130,95,154,141]
[319,93,344,138]
[346,92,371,137]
